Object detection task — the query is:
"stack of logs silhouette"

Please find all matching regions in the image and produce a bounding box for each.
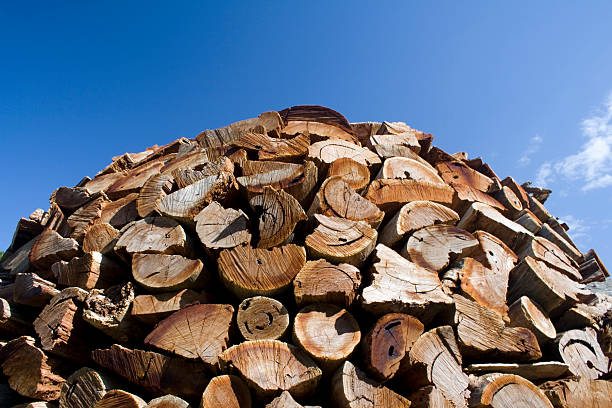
[0,105,611,408]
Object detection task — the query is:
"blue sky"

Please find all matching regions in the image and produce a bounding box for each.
[2,2,612,267]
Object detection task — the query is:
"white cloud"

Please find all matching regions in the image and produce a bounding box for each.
[518,134,543,166]
[534,92,612,191]
[558,215,591,248]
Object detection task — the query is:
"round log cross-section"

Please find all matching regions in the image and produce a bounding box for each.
[237,296,289,341]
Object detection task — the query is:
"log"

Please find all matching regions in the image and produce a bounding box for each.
[518,236,581,281]
[238,160,318,206]
[146,395,191,408]
[376,157,444,184]
[159,149,212,175]
[0,298,34,336]
[282,120,356,144]
[144,303,233,369]
[308,176,384,228]
[507,296,556,345]
[50,187,94,212]
[114,217,195,260]
[13,273,59,308]
[331,360,411,408]
[130,289,213,325]
[350,121,381,144]
[361,244,453,323]
[11,402,56,408]
[194,202,251,253]
[105,161,165,200]
[327,157,370,193]
[8,217,45,253]
[370,131,421,156]
[66,196,109,242]
[401,225,481,272]
[84,172,127,195]
[507,257,592,317]
[96,193,139,230]
[540,377,612,408]
[132,254,206,292]
[293,303,360,370]
[403,326,469,408]
[51,252,124,290]
[579,249,610,283]
[218,244,306,298]
[365,179,454,214]
[33,287,91,363]
[362,313,424,382]
[554,328,609,379]
[279,105,353,134]
[305,215,377,266]
[537,223,583,264]
[307,139,381,173]
[514,209,543,234]
[501,176,530,209]
[450,183,505,216]
[0,336,68,401]
[156,172,238,223]
[408,386,453,408]
[528,195,552,223]
[172,156,234,189]
[250,186,307,248]
[453,294,541,362]
[293,259,361,308]
[58,367,120,408]
[82,223,119,254]
[41,203,70,236]
[233,132,310,161]
[436,161,494,193]
[94,390,146,408]
[200,375,252,408]
[468,373,553,408]
[466,362,570,382]
[1,236,37,277]
[456,202,532,252]
[265,391,305,408]
[136,174,173,217]
[83,282,145,343]
[91,344,209,400]
[236,296,289,341]
[378,200,459,248]
[30,229,81,272]
[492,186,523,219]
[197,111,283,148]
[218,339,322,399]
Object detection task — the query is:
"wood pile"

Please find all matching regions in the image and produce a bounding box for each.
[0,105,611,407]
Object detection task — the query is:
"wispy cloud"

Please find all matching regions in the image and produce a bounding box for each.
[535,92,612,191]
[558,214,591,248]
[518,134,543,166]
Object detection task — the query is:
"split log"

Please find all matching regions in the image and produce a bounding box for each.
[114,217,195,260]
[293,259,361,308]
[453,294,541,361]
[50,187,94,212]
[42,203,71,237]
[132,254,206,292]
[450,183,505,216]
[282,120,356,144]
[361,244,453,323]
[82,223,119,254]
[13,273,59,308]
[537,223,583,263]
[156,172,238,223]
[33,287,91,363]
[194,202,251,253]
[265,391,305,408]
[579,249,610,283]
[456,202,532,252]
[365,179,454,214]
[172,156,234,189]
[12,402,57,408]
[528,195,552,223]
[362,313,424,382]
[507,296,556,345]
[279,105,353,134]
[94,390,146,408]
[492,186,523,218]
[293,304,360,370]
[219,339,322,399]
[250,187,306,248]
[540,377,612,408]
[468,373,553,408]
[522,182,551,203]
[197,111,283,148]
[501,176,530,208]
[83,172,126,196]
[144,303,233,369]
[518,236,580,281]
[1,237,37,277]
[307,139,381,173]
[377,157,443,184]
[554,328,609,379]
[91,344,209,400]
[305,215,377,266]
[159,149,212,175]
[58,367,120,408]
[30,229,81,271]
[350,121,381,144]
[327,157,370,193]
[236,296,289,341]
[51,252,124,290]
[83,282,145,343]
[130,289,213,325]
[8,217,45,253]
[146,395,191,408]
[200,375,252,408]
[218,244,306,298]
[378,200,459,248]
[136,174,173,217]
[514,209,543,234]
[238,160,318,206]
[436,161,494,193]
[233,132,310,161]
[0,298,34,336]
[307,176,384,227]
[98,148,157,175]
[331,360,411,408]
[0,336,68,401]
[507,257,592,317]
[96,193,139,230]
[409,386,453,408]
[403,326,469,408]
[370,131,421,156]
[401,225,481,272]
[105,161,166,200]
[466,362,569,382]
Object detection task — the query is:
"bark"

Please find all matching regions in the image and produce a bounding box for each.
[200,375,252,408]
[278,105,353,135]
[282,121,356,144]
[293,259,361,308]
[236,296,289,341]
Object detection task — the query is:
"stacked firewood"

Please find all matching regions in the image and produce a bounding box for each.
[1,105,611,408]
